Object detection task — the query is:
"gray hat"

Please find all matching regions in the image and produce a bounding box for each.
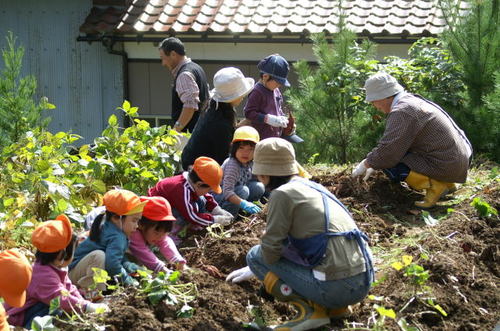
[364,73,404,102]
[252,138,299,176]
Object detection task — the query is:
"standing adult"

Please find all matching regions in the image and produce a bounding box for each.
[159,37,209,133]
[181,67,254,170]
[352,73,473,208]
[226,138,373,330]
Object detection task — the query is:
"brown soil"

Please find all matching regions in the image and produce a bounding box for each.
[66,171,500,330]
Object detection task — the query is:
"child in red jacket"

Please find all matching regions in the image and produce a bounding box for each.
[148,157,233,244]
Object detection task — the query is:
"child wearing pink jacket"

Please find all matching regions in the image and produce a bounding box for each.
[129,196,186,272]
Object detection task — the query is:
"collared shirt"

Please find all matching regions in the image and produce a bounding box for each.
[390,91,407,109]
[171,57,200,110]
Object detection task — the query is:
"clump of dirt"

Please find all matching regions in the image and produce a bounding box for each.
[70,171,499,330]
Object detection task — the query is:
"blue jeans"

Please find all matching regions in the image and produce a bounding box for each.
[23,302,50,329]
[214,181,265,216]
[383,162,410,182]
[246,245,371,309]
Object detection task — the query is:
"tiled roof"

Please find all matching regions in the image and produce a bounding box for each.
[80,0,467,37]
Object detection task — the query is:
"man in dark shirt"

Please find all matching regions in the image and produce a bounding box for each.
[158,37,209,132]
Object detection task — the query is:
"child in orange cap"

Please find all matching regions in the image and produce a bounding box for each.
[5,215,107,328]
[0,249,32,331]
[69,189,147,290]
[129,196,187,273]
[149,156,234,245]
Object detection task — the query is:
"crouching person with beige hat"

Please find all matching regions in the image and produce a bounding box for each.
[226,138,374,330]
[352,73,473,208]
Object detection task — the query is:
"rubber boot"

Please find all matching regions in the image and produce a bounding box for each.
[404,171,450,208]
[263,272,330,331]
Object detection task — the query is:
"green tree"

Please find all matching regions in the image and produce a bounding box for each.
[438,0,499,107]
[286,31,378,163]
[0,32,55,146]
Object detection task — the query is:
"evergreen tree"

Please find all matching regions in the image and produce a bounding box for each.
[286,31,378,163]
[0,32,54,147]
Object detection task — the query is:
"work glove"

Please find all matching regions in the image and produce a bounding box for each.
[264,114,289,128]
[212,206,233,218]
[352,159,368,178]
[226,266,255,283]
[86,302,109,313]
[239,200,261,214]
[213,215,233,225]
[363,168,376,181]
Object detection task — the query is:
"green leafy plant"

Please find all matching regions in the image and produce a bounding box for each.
[206,223,232,239]
[471,197,498,218]
[85,100,181,193]
[136,269,197,316]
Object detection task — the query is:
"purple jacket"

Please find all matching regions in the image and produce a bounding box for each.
[5,262,90,326]
[129,230,186,272]
[244,82,285,140]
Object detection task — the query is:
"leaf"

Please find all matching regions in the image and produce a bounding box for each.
[177,303,194,318]
[148,290,167,305]
[56,199,68,213]
[31,315,57,331]
[108,114,118,126]
[49,297,60,315]
[368,295,384,301]
[391,261,404,271]
[402,255,413,266]
[374,304,396,319]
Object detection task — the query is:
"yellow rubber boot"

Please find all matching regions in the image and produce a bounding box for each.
[264,272,330,330]
[404,171,450,208]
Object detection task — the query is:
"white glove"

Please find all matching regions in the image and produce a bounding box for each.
[213,215,233,225]
[212,206,233,218]
[86,302,109,313]
[265,114,289,128]
[351,159,368,178]
[363,168,375,181]
[226,266,255,283]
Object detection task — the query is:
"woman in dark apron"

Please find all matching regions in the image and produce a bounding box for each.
[226,137,374,330]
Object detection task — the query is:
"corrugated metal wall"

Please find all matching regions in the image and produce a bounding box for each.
[0,0,123,144]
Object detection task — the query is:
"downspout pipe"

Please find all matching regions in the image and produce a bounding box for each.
[101,37,130,127]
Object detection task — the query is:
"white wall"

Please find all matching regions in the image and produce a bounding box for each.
[125,41,410,61]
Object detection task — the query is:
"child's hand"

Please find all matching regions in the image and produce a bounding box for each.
[175,262,186,271]
[239,200,261,214]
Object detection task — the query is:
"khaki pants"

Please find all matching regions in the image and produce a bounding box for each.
[69,250,106,291]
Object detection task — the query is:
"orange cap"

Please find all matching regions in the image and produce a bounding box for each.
[31,214,73,253]
[141,196,176,221]
[0,249,32,307]
[103,189,147,216]
[193,157,223,194]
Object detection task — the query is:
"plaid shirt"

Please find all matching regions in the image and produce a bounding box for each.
[171,58,201,110]
[367,93,472,183]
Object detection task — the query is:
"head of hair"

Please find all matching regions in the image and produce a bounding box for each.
[266,175,293,191]
[230,141,256,159]
[35,233,78,265]
[188,166,203,184]
[89,211,120,242]
[139,217,173,233]
[158,37,185,56]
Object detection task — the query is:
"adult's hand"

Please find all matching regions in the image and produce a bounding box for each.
[352,159,368,178]
[226,266,255,283]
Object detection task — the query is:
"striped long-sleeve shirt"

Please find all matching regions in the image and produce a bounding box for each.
[221,157,253,200]
[366,93,472,183]
[148,173,218,227]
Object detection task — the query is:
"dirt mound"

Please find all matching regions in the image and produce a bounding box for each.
[70,171,499,330]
